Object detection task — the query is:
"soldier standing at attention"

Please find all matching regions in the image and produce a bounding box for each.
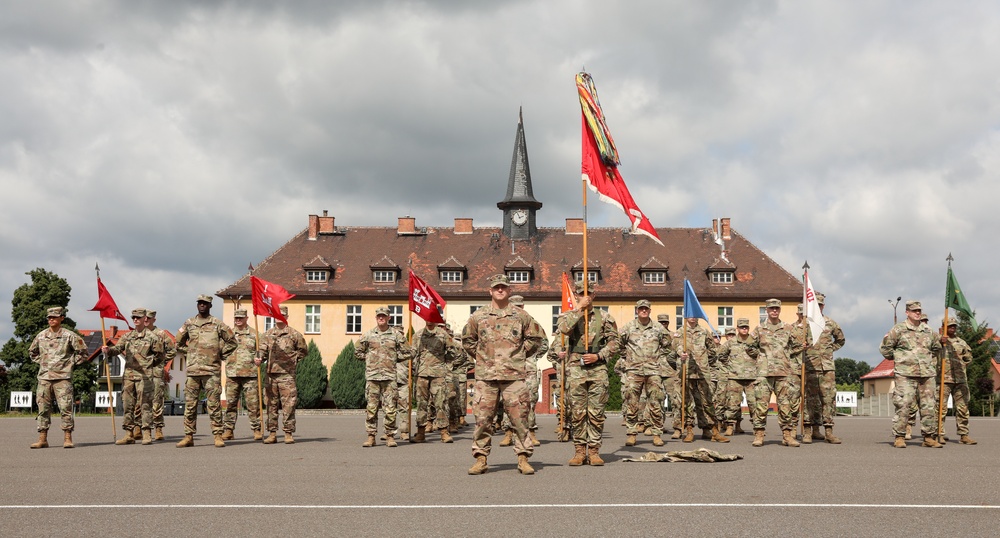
[880,301,944,448]
[498,295,548,447]
[751,299,803,448]
[174,295,238,448]
[28,306,88,449]
[412,321,455,443]
[255,305,307,445]
[657,314,682,439]
[802,294,846,444]
[145,310,174,441]
[937,318,976,445]
[620,300,673,448]
[104,308,161,446]
[356,306,412,447]
[462,275,544,475]
[557,281,620,466]
[223,309,262,441]
[675,316,729,443]
[717,319,758,436]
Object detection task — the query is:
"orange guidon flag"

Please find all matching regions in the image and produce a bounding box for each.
[561,272,576,312]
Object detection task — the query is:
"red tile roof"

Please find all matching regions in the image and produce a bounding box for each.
[860,358,895,380]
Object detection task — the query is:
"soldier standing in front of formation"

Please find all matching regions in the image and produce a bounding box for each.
[802,294,845,444]
[751,299,803,447]
[28,307,88,449]
[557,281,620,466]
[412,321,455,443]
[620,300,673,448]
[717,319,758,436]
[937,318,976,445]
[462,275,544,475]
[224,309,262,441]
[674,316,729,443]
[499,295,548,447]
[104,308,162,446]
[880,301,944,448]
[356,307,412,447]
[174,295,238,448]
[256,305,307,445]
[145,310,174,441]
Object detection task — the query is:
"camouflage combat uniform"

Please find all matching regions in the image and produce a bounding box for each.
[937,332,973,436]
[174,314,238,436]
[557,307,620,450]
[751,319,803,433]
[258,324,307,435]
[147,321,175,432]
[447,331,471,427]
[357,325,412,435]
[672,324,719,430]
[108,327,163,434]
[717,332,759,428]
[29,324,87,433]
[879,317,942,439]
[804,316,845,428]
[500,318,549,433]
[619,317,673,436]
[225,324,262,434]
[413,325,455,432]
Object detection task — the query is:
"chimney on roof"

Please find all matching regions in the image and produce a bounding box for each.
[398,216,416,234]
[308,214,319,240]
[454,218,473,234]
[565,218,584,235]
[318,210,335,234]
[721,217,731,241]
[712,218,719,238]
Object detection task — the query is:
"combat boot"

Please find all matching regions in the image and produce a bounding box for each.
[802,427,813,444]
[413,426,426,443]
[724,423,735,437]
[63,431,74,449]
[385,434,397,448]
[221,429,234,441]
[781,429,800,447]
[517,454,535,475]
[284,433,294,444]
[528,430,541,447]
[643,426,653,436]
[214,434,226,448]
[154,427,164,441]
[133,426,141,439]
[824,426,842,444]
[625,433,637,446]
[141,429,152,446]
[30,430,49,449]
[893,436,906,448]
[362,434,376,447]
[440,429,453,444]
[448,420,459,434]
[960,435,977,445]
[752,429,765,447]
[568,444,587,466]
[812,424,825,441]
[458,417,467,427]
[904,424,912,440]
[468,456,488,475]
[115,431,136,445]
[671,428,682,439]
[263,432,277,444]
[734,421,745,434]
[587,446,605,466]
[499,429,513,447]
[558,429,571,442]
[176,434,194,448]
[253,429,263,441]
[711,424,730,443]
[399,432,410,441]
[682,426,695,443]
[652,435,665,447]
[922,435,942,448]
[701,428,713,440]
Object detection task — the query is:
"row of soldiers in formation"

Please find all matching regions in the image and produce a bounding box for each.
[26,295,307,449]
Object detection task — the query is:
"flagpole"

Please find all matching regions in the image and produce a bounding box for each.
[938,254,953,443]
[681,319,688,435]
[95,264,117,442]
[407,308,413,436]
[246,267,267,435]
[799,262,809,438]
[581,149,590,349]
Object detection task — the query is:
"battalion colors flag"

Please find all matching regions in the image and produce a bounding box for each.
[250,276,295,324]
[682,279,716,333]
[803,269,824,346]
[408,270,446,324]
[946,266,977,330]
[561,272,576,312]
[577,72,663,246]
[89,277,131,329]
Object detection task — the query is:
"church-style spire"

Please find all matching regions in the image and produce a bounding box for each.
[498,107,542,240]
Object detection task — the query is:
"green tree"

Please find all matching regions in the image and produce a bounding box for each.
[0,268,97,406]
[606,353,622,411]
[834,357,871,389]
[956,312,994,416]
[329,341,365,409]
[295,340,328,409]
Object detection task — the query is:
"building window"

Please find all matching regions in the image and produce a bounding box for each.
[263,317,275,331]
[573,271,598,283]
[711,271,733,284]
[552,305,562,334]
[759,307,767,325]
[675,306,683,331]
[305,305,321,334]
[642,272,665,284]
[346,305,362,334]
[179,356,186,372]
[507,271,530,283]
[717,306,733,329]
[470,305,482,316]
[305,270,328,283]
[440,270,463,283]
[373,270,396,283]
[388,305,403,327]
[596,305,609,314]
[175,384,181,399]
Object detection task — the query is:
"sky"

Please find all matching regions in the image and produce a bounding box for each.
[2,1,999,366]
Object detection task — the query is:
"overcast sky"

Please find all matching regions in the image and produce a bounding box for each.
[2,1,998,365]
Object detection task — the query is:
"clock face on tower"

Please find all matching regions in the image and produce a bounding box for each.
[512,209,528,226]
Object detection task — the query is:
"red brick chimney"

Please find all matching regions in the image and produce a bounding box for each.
[318,210,335,234]
[454,218,473,234]
[398,216,416,234]
[308,214,319,240]
[721,217,731,241]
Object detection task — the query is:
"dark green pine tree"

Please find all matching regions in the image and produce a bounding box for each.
[606,353,623,411]
[956,312,995,416]
[295,340,328,409]
[329,341,365,409]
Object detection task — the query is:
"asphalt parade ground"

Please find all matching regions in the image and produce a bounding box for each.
[2,412,998,537]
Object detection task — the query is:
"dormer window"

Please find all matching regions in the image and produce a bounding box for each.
[373,270,396,283]
[507,270,530,283]
[440,270,463,283]
[711,271,734,284]
[573,271,599,283]
[642,271,666,284]
[306,270,328,283]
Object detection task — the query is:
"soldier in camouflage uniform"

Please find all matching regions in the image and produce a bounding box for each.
[28,306,88,449]
[498,295,548,447]
[356,307,412,447]
[413,322,455,443]
[902,312,932,438]
[879,300,944,448]
[462,274,545,475]
[557,281,621,466]
[548,336,573,442]
[717,319,759,436]
[937,318,976,445]
[173,295,238,448]
[712,327,736,430]
[444,324,470,431]
[104,308,162,446]
[802,294,846,444]
[256,305,307,445]
[620,300,673,447]
[394,331,414,441]
[145,310,174,441]
[223,309,262,441]
[674,316,729,443]
[657,314,682,439]
[750,298,804,447]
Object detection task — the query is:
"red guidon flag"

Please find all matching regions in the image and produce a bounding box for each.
[89,277,131,329]
[250,276,295,324]
[408,270,446,324]
[561,272,576,312]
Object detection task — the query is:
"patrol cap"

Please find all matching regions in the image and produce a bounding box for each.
[725,328,736,336]
[130,308,147,318]
[946,318,959,327]
[737,318,750,328]
[906,300,922,311]
[234,309,248,318]
[920,313,929,323]
[375,306,390,316]
[796,304,804,314]
[279,306,289,316]
[656,314,669,323]
[46,306,66,318]
[488,274,510,288]
[509,295,524,306]
[816,293,825,305]
[196,294,214,304]
[574,280,596,294]
[765,298,781,308]
[636,299,651,309]
[146,310,157,318]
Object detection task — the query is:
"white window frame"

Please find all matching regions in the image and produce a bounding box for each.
[440,270,463,283]
[507,270,530,284]
[263,317,275,331]
[346,305,362,334]
[759,307,767,326]
[573,271,598,283]
[388,305,403,328]
[675,306,683,332]
[717,306,733,329]
[711,271,734,284]
[470,305,482,315]
[642,271,665,284]
[305,270,328,283]
[373,270,396,283]
[305,305,321,334]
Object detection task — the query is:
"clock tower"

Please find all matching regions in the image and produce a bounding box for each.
[498,108,542,240]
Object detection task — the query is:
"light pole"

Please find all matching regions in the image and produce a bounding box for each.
[888,296,901,324]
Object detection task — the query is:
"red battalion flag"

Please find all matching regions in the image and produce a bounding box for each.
[250,276,295,323]
[89,277,131,329]
[577,72,663,246]
[408,270,446,324]
[561,272,576,312]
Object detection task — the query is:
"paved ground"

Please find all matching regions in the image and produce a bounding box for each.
[1,412,997,536]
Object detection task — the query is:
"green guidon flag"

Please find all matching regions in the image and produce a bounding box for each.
[946,266,977,330]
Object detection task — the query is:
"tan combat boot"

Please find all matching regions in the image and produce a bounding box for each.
[154,427,164,441]
[253,429,263,441]
[133,426,141,439]
[625,433,637,447]
[63,431,74,449]
[802,427,813,444]
[960,435,977,445]
[30,430,49,449]
[221,429,234,441]
[362,434,376,447]
[711,424,730,443]
[812,424,825,441]
[671,428,682,439]
[528,430,540,447]
[781,429,800,447]
[468,456,489,475]
[517,454,535,475]
[263,432,277,444]
[141,429,152,445]
[893,436,906,448]
[413,426,426,443]
[399,431,410,441]
[176,434,194,448]
[682,426,695,443]
[587,446,605,466]
[558,429,571,442]
[904,424,912,440]
[115,431,135,445]
[652,435,665,447]
[440,428,453,443]
[724,423,735,437]
[459,417,467,427]
[568,444,587,466]
[752,429,765,447]
[385,434,397,447]
[824,426,842,444]
[922,435,942,448]
[284,433,294,444]
[643,426,653,436]
[214,434,226,448]
[499,429,513,447]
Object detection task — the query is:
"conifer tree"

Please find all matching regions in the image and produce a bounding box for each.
[329,341,365,409]
[295,340,328,408]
